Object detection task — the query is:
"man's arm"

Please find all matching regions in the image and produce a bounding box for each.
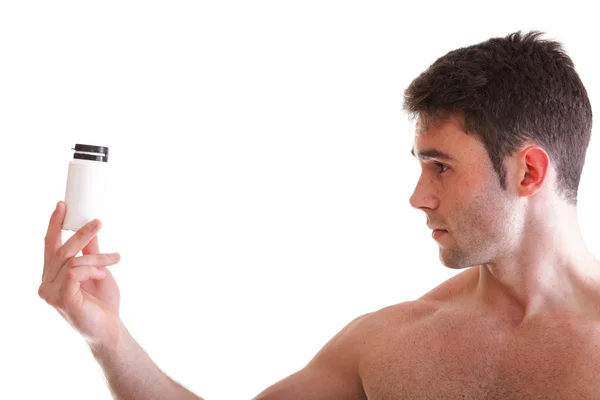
[40,203,369,399]
[252,313,371,400]
[92,313,369,400]
[90,320,204,400]
[39,205,204,400]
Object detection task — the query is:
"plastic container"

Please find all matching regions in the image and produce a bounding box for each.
[63,144,110,232]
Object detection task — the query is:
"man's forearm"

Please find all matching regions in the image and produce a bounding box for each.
[90,320,204,400]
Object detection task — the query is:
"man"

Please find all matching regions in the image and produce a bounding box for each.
[39,30,598,399]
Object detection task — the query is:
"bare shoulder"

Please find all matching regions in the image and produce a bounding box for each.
[252,302,440,400]
[314,298,444,352]
[360,269,477,332]
[311,299,444,362]
[253,272,477,400]
[354,298,442,348]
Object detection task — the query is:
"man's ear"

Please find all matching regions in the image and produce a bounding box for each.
[512,146,550,198]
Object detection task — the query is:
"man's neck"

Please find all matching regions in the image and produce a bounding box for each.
[474,208,600,323]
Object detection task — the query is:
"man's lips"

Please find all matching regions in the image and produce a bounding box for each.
[432,229,447,240]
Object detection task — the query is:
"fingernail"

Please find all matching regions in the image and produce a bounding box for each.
[90,219,100,229]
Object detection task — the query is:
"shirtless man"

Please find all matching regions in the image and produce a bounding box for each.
[39,30,599,399]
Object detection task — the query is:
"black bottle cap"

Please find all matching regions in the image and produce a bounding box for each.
[72,144,109,162]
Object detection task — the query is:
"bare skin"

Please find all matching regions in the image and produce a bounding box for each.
[256,114,600,399]
[39,114,600,399]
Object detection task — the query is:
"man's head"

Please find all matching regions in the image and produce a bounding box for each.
[404,31,593,269]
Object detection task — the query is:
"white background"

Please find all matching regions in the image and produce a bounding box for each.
[2,1,599,399]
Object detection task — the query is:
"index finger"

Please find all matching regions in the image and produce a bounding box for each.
[44,201,66,268]
[82,236,100,255]
[46,218,102,283]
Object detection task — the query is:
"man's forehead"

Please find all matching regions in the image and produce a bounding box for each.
[411,115,468,162]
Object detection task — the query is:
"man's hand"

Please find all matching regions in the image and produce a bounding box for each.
[38,201,122,348]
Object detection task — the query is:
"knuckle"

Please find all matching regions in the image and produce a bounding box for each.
[66,268,78,280]
[38,284,46,300]
[55,247,67,262]
[65,258,78,269]
[74,228,86,241]
[40,285,58,307]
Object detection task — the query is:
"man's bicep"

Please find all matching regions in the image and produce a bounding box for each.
[252,314,370,400]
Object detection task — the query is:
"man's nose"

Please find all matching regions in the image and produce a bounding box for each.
[409,178,438,210]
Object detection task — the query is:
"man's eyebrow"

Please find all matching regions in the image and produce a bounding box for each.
[410,147,455,162]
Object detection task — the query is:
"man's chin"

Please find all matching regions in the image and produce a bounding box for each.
[439,253,474,270]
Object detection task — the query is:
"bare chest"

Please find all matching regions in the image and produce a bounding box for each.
[360,312,600,399]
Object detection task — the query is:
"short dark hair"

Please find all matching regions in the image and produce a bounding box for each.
[403,31,593,206]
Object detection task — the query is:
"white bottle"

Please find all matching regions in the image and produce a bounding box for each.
[63,144,110,232]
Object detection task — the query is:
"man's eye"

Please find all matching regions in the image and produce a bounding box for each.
[435,162,449,174]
